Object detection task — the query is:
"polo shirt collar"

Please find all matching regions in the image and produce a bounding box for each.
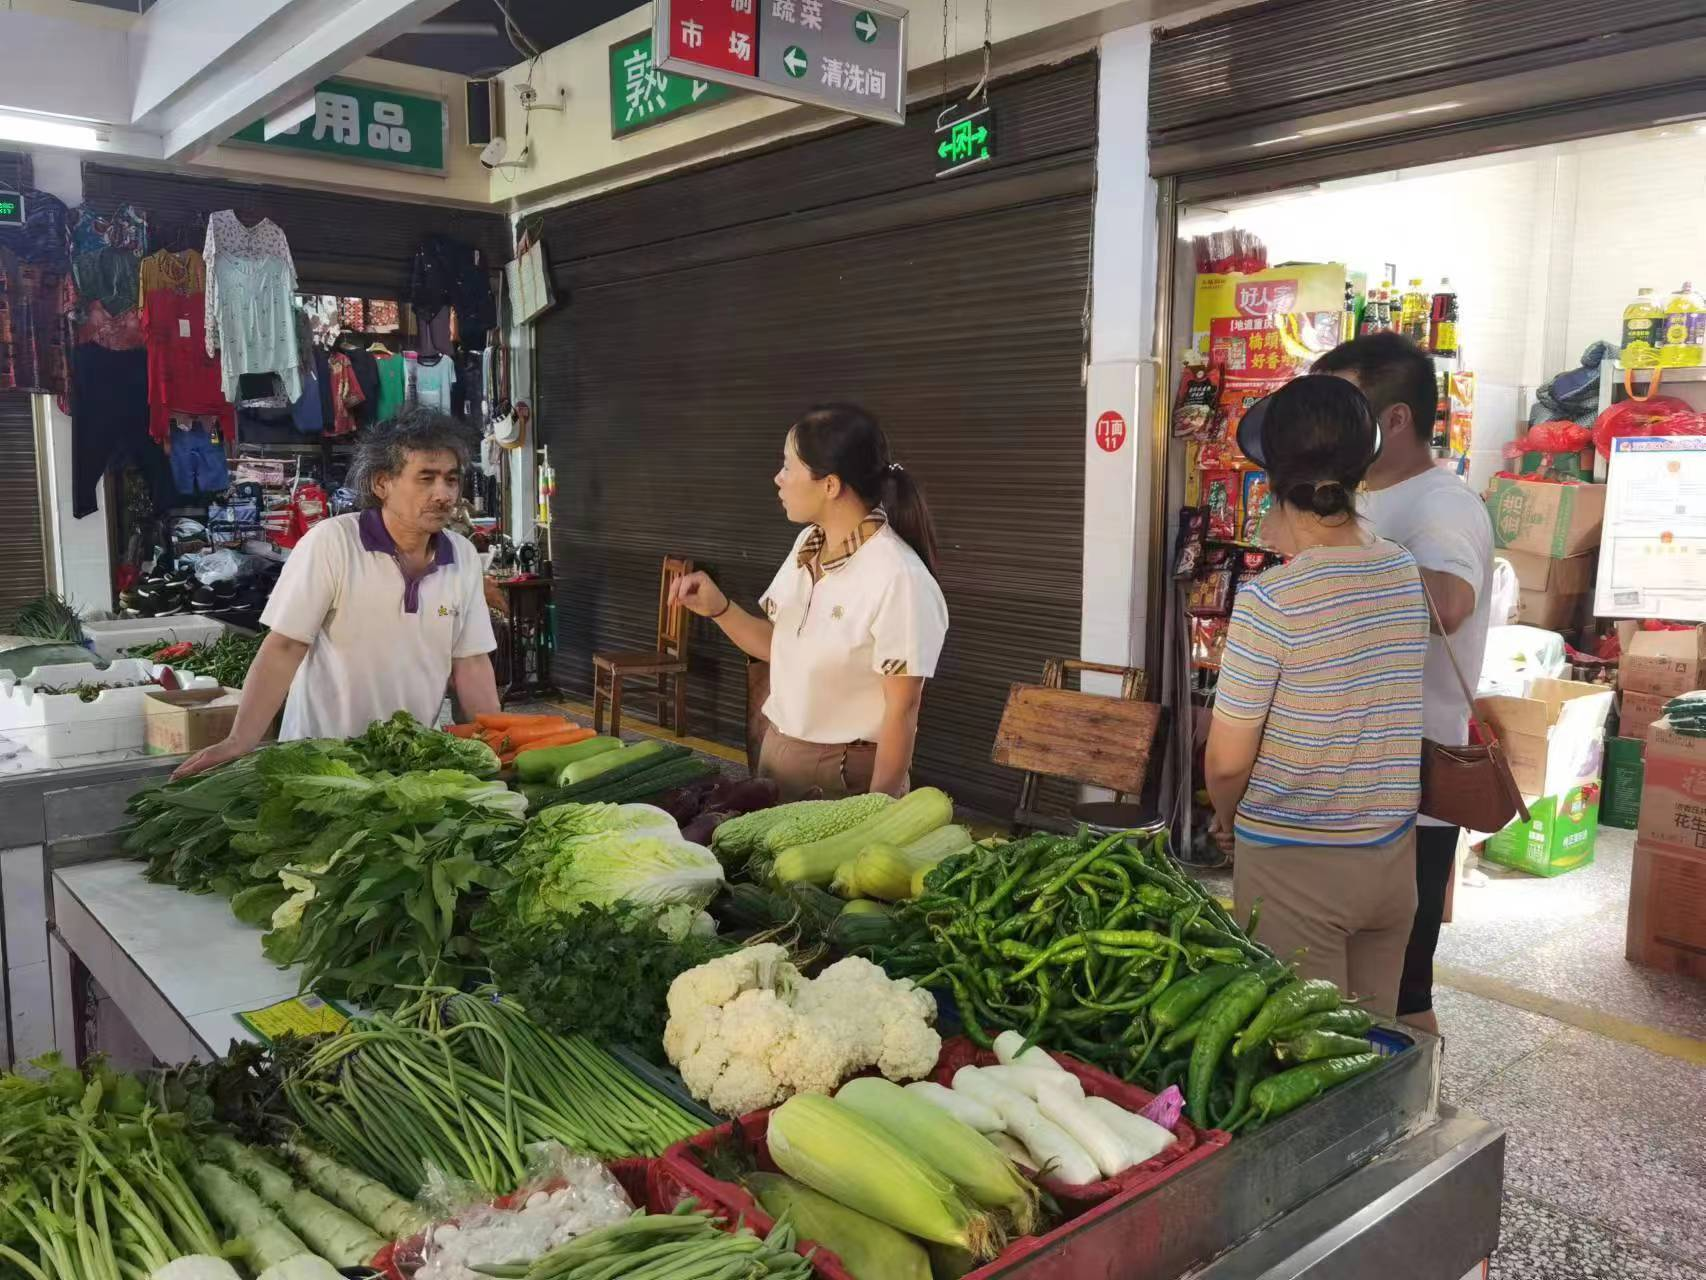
[358,508,454,614]
[798,508,888,580]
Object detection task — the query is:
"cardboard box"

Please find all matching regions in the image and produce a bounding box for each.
[1503,550,1595,633]
[143,688,241,757]
[1620,627,1706,699]
[1636,720,1706,857]
[1485,477,1607,558]
[1619,690,1669,742]
[1482,784,1600,877]
[1475,677,1614,798]
[1626,839,1706,981]
[1517,448,1594,482]
[1600,736,1645,831]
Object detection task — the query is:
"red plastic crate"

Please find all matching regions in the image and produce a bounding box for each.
[931,1036,1226,1213]
[657,1064,1230,1280]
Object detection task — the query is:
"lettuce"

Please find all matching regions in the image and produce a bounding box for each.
[508,832,724,924]
[533,802,680,839]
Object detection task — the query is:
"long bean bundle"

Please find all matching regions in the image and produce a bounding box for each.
[475,1202,816,1280]
[285,991,705,1196]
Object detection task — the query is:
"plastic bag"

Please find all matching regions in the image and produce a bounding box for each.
[399,1146,635,1280]
[1593,396,1706,458]
[1139,1085,1185,1132]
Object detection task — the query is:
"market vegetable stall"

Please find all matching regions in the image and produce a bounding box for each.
[14,718,1501,1280]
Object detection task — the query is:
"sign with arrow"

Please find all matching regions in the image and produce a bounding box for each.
[653,0,907,127]
[609,30,733,137]
[935,103,995,178]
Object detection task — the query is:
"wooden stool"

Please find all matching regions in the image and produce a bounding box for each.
[592,556,694,739]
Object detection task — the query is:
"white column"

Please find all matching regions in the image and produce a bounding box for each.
[1081,23,1158,694]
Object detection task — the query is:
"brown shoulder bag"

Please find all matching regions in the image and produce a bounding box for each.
[1418,578,1531,832]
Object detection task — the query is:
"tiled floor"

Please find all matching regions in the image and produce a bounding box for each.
[1189,829,1706,1279]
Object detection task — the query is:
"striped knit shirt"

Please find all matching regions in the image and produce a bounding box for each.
[1215,540,1428,848]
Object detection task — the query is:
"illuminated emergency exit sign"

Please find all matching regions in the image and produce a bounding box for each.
[653,0,908,126]
[0,192,23,228]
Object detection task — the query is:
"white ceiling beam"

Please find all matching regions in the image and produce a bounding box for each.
[131,0,457,161]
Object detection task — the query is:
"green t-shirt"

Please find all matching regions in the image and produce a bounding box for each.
[375,354,406,423]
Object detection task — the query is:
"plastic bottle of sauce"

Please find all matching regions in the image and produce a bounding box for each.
[1429,279,1459,357]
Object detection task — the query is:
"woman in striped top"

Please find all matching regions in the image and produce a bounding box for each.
[1205,375,1429,1016]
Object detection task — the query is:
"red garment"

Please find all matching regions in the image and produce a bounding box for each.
[141,258,232,444]
[326,351,366,436]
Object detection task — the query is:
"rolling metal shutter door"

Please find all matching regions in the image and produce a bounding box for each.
[534,58,1096,815]
[1151,0,1706,200]
[0,393,47,620]
[78,165,508,297]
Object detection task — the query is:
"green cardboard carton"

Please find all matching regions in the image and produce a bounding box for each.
[1483,784,1600,877]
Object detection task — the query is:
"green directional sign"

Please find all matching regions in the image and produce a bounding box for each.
[232,79,448,174]
[935,105,995,179]
[854,9,879,41]
[609,31,734,137]
[782,45,810,78]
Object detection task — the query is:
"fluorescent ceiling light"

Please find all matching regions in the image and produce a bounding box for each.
[416,21,501,36]
[0,112,101,149]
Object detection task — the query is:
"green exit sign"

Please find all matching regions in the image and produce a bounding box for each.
[935,105,994,179]
[0,193,23,229]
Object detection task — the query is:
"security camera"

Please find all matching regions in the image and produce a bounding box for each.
[480,136,530,170]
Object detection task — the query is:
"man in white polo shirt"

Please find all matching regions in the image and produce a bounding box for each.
[174,409,499,777]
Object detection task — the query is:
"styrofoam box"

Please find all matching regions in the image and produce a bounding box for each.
[0,660,217,759]
[83,616,229,663]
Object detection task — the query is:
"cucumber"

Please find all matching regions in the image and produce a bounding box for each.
[514,736,621,783]
[569,756,716,805]
[559,739,678,786]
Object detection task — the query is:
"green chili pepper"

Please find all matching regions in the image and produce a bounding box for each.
[1219,1052,1264,1130]
[1245,1053,1382,1128]
[1272,1030,1373,1064]
[1270,1007,1375,1040]
[1150,964,1246,1032]
[1186,971,1269,1126]
[1244,895,1263,937]
[1233,978,1341,1059]
[1160,1012,1204,1055]
[1186,944,1247,966]
[1027,834,1125,909]
[975,835,1054,914]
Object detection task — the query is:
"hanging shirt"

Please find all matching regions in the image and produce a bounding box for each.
[203,210,301,403]
[409,353,455,414]
[759,517,950,745]
[326,352,366,436]
[340,346,380,425]
[139,249,231,444]
[374,353,407,422]
[262,509,496,740]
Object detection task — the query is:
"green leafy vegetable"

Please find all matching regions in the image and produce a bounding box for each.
[348,710,501,777]
[484,903,730,1061]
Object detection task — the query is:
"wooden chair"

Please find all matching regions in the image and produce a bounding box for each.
[592,556,694,740]
[992,658,1164,832]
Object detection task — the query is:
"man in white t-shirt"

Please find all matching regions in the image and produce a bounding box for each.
[174,409,499,777]
[1315,333,1494,1035]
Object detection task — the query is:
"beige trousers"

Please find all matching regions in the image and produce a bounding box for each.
[1233,827,1418,1017]
[756,725,883,802]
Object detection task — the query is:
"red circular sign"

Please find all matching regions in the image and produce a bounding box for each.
[1095,410,1127,453]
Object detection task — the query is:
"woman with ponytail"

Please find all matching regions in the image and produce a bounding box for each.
[669,404,948,799]
[1203,375,1429,1016]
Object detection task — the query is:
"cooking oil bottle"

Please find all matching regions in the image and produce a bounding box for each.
[1659,281,1706,367]
[1621,287,1661,367]
[1399,278,1430,345]
[1429,279,1459,357]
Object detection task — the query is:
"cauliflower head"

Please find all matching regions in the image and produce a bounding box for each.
[663,945,940,1113]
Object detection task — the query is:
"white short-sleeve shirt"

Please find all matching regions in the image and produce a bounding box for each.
[759,523,949,745]
[261,510,497,741]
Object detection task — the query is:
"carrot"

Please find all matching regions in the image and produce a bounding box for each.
[513,729,594,756]
[475,712,568,730]
[444,723,480,739]
[504,721,584,747]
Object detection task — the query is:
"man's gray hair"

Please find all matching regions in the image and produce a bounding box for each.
[349,407,474,508]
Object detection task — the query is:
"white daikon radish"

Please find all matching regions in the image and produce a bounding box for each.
[1035,1077,1132,1178]
[993,1030,1067,1072]
[953,1068,1100,1185]
[978,1064,1085,1100]
[1084,1096,1176,1163]
[904,1080,1004,1133]
[988,1131,1036,1170]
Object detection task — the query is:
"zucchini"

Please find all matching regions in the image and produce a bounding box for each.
[514,736,621,783]
[560,738,676,786]
[772,788,955,888]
